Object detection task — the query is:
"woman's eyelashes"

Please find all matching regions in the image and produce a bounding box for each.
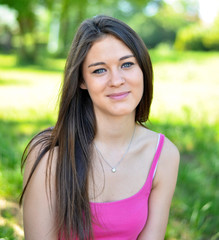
[121,62,134,68]
[93,68,106,74]
[92,62,134,74]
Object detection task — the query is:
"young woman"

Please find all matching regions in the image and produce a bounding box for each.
[20,15,180,240]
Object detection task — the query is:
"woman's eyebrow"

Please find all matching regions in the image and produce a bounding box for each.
[88,62,105,68]
[119,54,134,61]
[88,54,134,68]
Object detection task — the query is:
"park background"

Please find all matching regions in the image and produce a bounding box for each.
[0,0,218,239]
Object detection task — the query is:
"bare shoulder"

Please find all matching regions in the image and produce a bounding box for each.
[136,133,180,239]
[136,125,160,147]
[160,135,180,169]
[23,129,57,186]
[154,134,180,187]
[137,126,179,158]
[138,125,180,162]
[22,130,58,239]
[136,125,180,182]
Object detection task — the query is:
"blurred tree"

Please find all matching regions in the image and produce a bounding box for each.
[0,0,91,61]
[1,0,196,61]
[174,14,219,51]
[0,0,39,62]
[53,0,161,56]
[203,15,219,50]
[126,1,197,48]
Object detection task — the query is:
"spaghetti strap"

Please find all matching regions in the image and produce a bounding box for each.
[148,134,165,181]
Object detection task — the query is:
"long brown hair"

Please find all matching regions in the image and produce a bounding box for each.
[20,15,153,239]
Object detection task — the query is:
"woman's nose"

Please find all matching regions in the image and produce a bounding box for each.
[108,70,125,87]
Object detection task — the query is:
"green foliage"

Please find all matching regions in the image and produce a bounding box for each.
[175,24,205,50]
[0,0,203,61]
[127,2,197,48]
[175,19,219,51]
[203,17,219,51]
[0,225,17,240]
[137,15,177,48]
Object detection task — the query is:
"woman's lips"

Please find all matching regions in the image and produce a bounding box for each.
[107,91,130,100]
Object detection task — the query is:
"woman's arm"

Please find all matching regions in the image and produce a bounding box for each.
[22,144,58,240]
[138,137,180,240]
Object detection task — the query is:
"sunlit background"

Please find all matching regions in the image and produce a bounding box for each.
[0,0,218,239]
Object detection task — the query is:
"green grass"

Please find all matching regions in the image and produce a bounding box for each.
[0,50,219,239]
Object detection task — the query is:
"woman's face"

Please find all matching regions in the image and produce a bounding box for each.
[82,35,144,119]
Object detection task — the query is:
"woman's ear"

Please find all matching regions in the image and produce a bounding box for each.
[80,81,87,89]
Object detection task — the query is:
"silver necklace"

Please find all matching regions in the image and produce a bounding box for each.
[94,125,136,173]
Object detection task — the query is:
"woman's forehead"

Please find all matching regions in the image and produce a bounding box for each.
[84,35,133,64]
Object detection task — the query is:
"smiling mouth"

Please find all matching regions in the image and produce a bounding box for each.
[107,91,130,100]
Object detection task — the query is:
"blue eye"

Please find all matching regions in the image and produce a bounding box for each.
[122,62,134,68]
[93,68,106,74]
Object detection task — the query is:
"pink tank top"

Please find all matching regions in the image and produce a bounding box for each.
[89,133,165,239]
[60,134,165,240]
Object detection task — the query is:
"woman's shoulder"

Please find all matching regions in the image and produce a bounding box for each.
[136,125,159,143]
[136,125,161,151]
[32,126,54,142]
[150,132,180,186]
[137,125,179,158]
[22,127,58,239]
[23,127,58,186]
[137,125,180,172]
[161,135,180,162]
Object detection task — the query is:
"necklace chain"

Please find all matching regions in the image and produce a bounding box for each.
[94,125,136,173]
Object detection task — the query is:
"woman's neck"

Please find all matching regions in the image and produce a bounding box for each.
[94,113,136,149]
